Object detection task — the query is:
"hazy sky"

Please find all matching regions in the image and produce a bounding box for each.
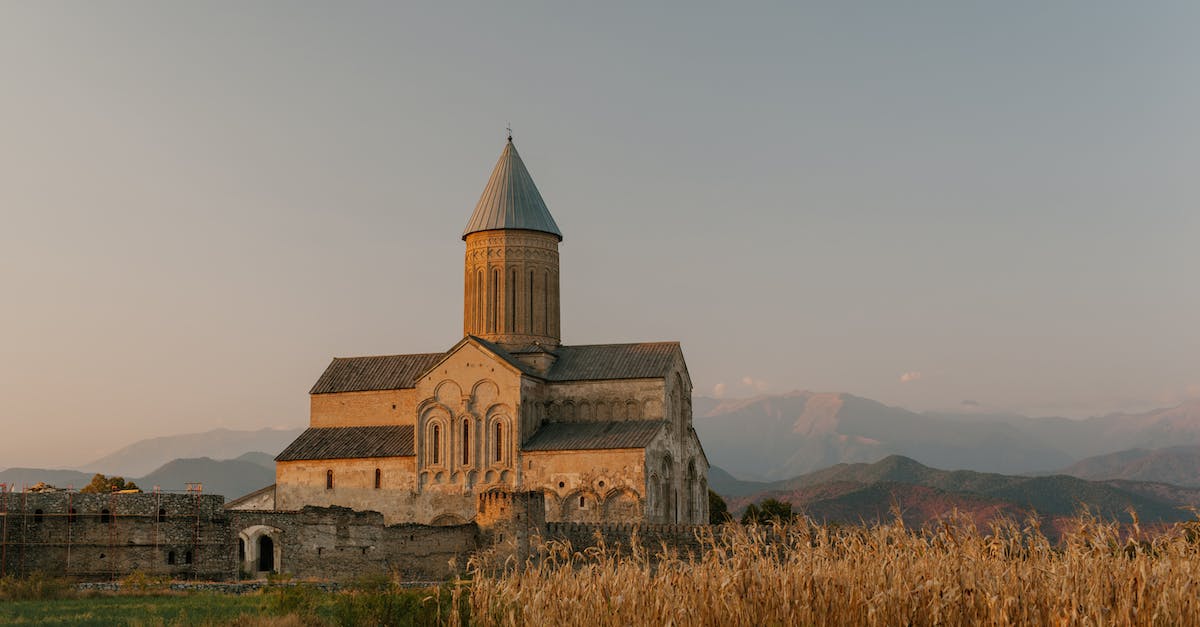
[2,3,1197,469]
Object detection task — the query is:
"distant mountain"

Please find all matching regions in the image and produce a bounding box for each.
[235,451,278,470]
[694,392,1200,480]
[0,456,275,500]
[722,455,1200,534]
[82,427,302,476]
[0,468,95,490]
[1058,445,1200,487]
[139,457,274,498]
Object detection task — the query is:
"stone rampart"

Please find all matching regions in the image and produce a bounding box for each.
[542,521,713,557]
[0,491,233,580]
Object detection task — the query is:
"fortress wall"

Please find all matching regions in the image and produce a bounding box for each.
[0,492,233,580]
[229,507,480,582]
[542,521,713,558]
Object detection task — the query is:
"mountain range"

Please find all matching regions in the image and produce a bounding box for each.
[81,427,303,476]
[713,455,1200,536]
[694,392,1200,481]
[0,451,276,499]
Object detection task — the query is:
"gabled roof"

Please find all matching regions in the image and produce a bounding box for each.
[463,139,562,240]
[522,420,666,452]
[310,353,443,395]
[310,341,683,394]
[275,426,415,461]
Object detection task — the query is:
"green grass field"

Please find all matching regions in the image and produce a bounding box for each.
[0,593,269,626]
[0,579,463,626]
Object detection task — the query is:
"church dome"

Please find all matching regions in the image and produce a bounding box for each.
[463,139,562,241]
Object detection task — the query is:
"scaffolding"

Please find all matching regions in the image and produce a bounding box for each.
[0,482,226,581]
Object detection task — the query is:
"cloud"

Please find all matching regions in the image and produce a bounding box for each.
[740,376,769,392]
[712,383,727,398]
[899,371,923,384]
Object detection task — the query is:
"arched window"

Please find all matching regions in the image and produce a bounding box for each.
[184,550,193,564]
[374,468,382,489]
[462,418,470,465]
[33,509,44,523]
[432,424,441,464]
[508,268,516,332]
[325,469,333,490]
[100,509,111,524]
[489,269,498,332]
[477,269,484,330]
[543,270,549,334]
[494,422,503,463]
[158,508,166,523]
[167,550,176,565]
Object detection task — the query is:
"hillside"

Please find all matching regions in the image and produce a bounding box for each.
[0,456,275,500]
[138,457,275,497]
[82,427,302,476]
[723,455,1200,532]
[695,393,1200,480]
[1058,445,1200,487]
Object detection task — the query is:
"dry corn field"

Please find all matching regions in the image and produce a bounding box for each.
[464,515,1200,626]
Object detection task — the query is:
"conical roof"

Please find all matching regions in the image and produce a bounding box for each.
[463,139,562,240]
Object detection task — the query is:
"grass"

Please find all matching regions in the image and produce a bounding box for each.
[10,513,1200,625]
[0,594,267,626]
[0,574,463,626]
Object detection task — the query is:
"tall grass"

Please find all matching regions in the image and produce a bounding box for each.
[467,513,1200,626]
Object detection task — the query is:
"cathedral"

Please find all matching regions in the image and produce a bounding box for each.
[268,136,708,526]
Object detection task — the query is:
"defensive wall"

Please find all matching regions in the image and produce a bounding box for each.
[1,488,710,581]
[0,491,233,580]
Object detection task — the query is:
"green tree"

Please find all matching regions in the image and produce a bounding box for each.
[741,498,793,524]
[80,474,140,494]
[708,489,730,524]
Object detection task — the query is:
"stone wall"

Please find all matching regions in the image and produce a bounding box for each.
[0,492,233,580]
[229,507,479,582]
[310,389,418,428]
[541,522,712,559]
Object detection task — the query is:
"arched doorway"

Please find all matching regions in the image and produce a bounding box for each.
[258,536,275,572]
[238,524,282,577]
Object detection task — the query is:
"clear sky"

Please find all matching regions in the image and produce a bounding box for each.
[2,3,1197,469]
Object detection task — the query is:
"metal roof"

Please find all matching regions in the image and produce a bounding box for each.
[275,426,415,461]
[522,420,666,452]
[545,342,681,381]
[462,139,562,240]
[309,353,444,394]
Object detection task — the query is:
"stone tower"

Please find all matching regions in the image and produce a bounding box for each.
[462,136,563,348]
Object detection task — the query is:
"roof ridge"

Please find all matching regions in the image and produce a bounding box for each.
[559,341,681,349]
[330,351,446,361]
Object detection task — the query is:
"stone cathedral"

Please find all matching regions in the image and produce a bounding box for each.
[268,137,709,526]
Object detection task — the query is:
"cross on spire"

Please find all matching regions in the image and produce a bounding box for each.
[506,123,512,142]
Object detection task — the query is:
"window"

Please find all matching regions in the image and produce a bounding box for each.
[184,550,193,565]
[374,468,382,489]
[528,271,534,332]
[494,422,503,463]
[326,470,334,490]
[167,551,176,565]
[580,496,586,508]
[100,509,112,524]
[68,507,76,523]
[432,425,441,464]
[158,508,166,523]
[33,509,44,523]
[462,419,470,465]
